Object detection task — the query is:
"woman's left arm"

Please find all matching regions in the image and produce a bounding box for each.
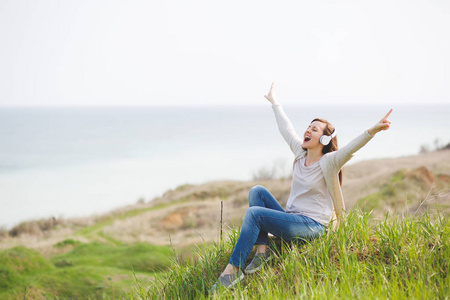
[332,109,393,169]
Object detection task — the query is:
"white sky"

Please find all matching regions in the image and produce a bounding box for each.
[0,0,449,106]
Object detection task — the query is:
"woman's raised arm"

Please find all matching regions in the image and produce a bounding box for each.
[332,108,393,169]
[266,83,304,158]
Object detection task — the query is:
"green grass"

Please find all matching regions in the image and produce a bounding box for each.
[141,209,450,299]
[53,238,82,248]
[0,241,174,299]
[2,210,449,299]
[51,242,173,273]
[0,247,54,291]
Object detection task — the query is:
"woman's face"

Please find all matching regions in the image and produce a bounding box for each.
[302,120,326,149]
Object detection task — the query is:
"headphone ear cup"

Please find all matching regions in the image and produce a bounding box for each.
[320,135,331,146]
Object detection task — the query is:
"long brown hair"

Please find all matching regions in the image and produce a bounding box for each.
[311,118,342,186]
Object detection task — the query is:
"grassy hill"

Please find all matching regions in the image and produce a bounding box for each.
[0,150,449,298]
[146,210,450,299]
[0,242,173,299]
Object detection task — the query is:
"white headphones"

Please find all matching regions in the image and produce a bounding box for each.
[319,129,337,146]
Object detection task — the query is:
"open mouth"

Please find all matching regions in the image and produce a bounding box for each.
[304,137,311,142]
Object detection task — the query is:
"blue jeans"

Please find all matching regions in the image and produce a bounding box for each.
[229,185,326,268]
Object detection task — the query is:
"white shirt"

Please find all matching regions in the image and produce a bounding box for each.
[286,156,334,226]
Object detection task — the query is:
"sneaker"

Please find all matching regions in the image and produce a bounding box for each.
[211,270,245,291]
[244,251,271,274]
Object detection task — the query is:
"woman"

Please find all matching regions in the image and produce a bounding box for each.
[213,83,392,289]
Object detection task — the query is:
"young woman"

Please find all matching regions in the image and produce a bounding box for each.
[212,83,392,289]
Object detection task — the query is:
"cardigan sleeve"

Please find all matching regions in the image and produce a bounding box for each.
[331,130,374,170]
[272,103,305,158]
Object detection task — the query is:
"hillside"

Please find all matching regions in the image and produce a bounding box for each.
[149,210,450,299]
[1,150,449,298]
[5,150,449,250]
[147,210,450,299]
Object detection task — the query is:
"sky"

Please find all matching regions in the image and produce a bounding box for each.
[0,0,449,107]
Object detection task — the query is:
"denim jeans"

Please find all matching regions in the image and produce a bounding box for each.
[229,185,326,268]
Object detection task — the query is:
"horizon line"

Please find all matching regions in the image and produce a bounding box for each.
[1,102,450,108]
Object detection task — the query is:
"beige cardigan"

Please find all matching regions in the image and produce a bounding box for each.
[272,103,373,225]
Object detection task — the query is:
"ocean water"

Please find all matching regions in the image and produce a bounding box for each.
[1,104,449,228]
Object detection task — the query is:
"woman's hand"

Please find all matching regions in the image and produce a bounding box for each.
[264,82,278,104]
[368,109,393,136]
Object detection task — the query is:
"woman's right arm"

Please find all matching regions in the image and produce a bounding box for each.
[265,83,304,157]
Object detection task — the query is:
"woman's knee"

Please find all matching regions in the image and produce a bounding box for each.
[249,185,266,196]
[248,185,268,205]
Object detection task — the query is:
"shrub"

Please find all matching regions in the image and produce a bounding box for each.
[9,217,64,237]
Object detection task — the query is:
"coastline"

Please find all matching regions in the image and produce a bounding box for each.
[2,104,450,229]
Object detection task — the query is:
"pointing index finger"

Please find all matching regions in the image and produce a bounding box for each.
[383,108,393,120]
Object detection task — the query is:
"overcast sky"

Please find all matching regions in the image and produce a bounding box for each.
[1,0,449,106]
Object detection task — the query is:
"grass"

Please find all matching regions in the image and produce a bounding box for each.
[355,168,450,215]
[140,209,450,299]
[0,189,215,299]
[1,167,448,298]
[51,242,173,273]
[355,169,411,212]
[0,241,174,299]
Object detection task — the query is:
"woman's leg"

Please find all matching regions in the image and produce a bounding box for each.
[220,185,283,275]
[247,185,285,247]
[228,207,325,269]
[248,185,285,211]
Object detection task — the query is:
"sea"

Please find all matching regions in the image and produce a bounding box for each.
[1,104,449,229]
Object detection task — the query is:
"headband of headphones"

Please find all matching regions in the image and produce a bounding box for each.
[329,129,337,139]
